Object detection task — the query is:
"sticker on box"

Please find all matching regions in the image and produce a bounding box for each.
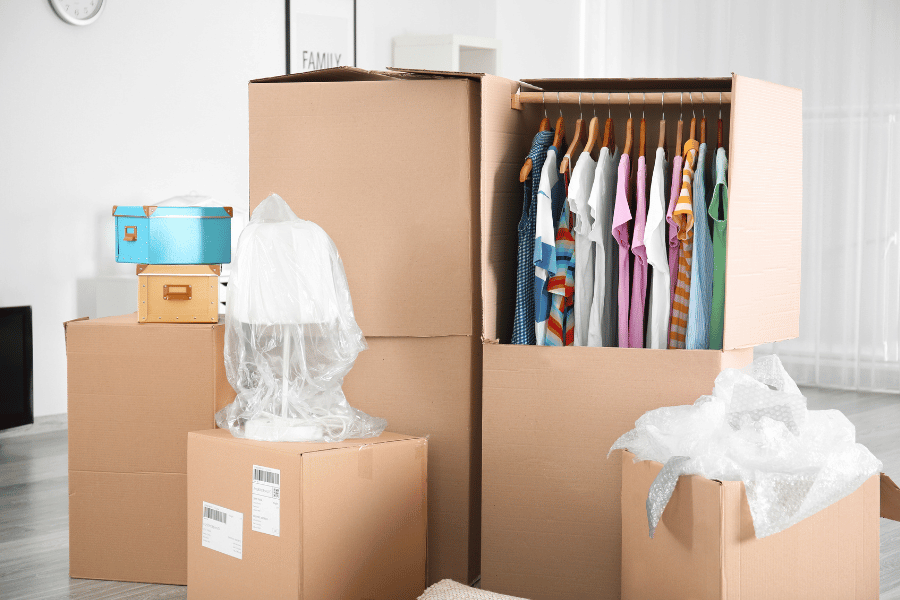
[202,501,243,559]
[252,465,280,537]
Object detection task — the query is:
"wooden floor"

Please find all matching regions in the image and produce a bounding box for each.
[0,386,898,599]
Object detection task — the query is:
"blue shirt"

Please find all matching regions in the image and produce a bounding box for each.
[686,142,714,349]
[512,130,554,344]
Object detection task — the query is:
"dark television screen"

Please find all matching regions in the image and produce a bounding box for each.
[0,306,33,431]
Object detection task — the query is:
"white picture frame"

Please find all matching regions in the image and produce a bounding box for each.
[286,0,356,74]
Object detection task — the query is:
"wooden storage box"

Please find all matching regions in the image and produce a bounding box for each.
[137,264,220,324]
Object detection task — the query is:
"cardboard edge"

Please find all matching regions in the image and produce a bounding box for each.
[187,430,425,457]
[250,66,398,84]
[386,66,485,80]
[63,317,90,346]
[881,473,900,522]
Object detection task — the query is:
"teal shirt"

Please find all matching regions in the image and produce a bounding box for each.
[707,147,729,350]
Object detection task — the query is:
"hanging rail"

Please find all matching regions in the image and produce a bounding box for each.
[511,91,732,111]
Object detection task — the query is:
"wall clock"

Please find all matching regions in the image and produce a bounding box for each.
[49,0,105,26]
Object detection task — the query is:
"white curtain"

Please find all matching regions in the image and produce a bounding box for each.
[583,0,900,391]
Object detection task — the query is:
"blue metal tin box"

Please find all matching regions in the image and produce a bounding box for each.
[113,205,232,264]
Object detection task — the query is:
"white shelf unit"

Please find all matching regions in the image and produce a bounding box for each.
[392,34,501,75]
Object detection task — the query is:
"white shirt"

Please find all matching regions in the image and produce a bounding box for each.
[534,146,560,346]
[587,146,621,347]
[644,147,671,349]
[567,151,598,346]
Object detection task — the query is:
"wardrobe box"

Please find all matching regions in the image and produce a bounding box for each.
[619,451,900,600]
[247,68,802,594]
[186,429,428,600]
[65,313,234,585]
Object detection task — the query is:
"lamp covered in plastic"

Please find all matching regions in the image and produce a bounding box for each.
[216,194,387,442]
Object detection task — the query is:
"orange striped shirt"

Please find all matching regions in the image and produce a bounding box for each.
[668,140,700,348]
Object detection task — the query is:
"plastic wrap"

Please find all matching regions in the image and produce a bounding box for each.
[610,355,882,538]
[216,194,387,442]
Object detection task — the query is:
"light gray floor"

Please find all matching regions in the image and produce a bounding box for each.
[0,387,898,599]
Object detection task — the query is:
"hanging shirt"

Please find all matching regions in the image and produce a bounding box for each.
[568,151,598,346]
[668,140,700,349]
[512,130,554,345]
[587,146,621,347]
[707,147,729,350]
[547,194,576,346]
[534,145,566,346]
[628,154,649,348]
[612,153,632,347]
[686,143,713,349]
[644,147,671,349]
[667,154,684,320]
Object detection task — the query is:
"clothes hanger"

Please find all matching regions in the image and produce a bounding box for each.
[639,92,646,159]
[519,91,551,183]
[676,92,684,156]
[717,92,724,150]
[602,92,615,151]
[560,92,587,174]
[584,92,601,158]
[689,92,697,142]
[624,92,634,157]
[700,92,707,145]
[552,92,566,151]
[658,92,667,158]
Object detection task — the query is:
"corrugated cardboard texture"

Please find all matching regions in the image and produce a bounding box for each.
[343,336,482,585]
[249,78,481,338]
[621,452,880,600]
[723,75,803,349]
[187,430,427,600]
[480,345,753,600]
[66,313,233,474]
[69,471,187,585]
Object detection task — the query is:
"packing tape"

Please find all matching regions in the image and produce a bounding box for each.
[358,445,373,479]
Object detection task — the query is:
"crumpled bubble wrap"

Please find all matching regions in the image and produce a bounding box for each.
[610,355,882,538]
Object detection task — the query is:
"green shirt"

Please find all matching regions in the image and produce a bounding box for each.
[707,147,729,350]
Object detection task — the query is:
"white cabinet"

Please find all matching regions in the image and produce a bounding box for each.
[392,34,501,75]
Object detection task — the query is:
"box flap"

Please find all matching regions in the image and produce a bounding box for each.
[882,473,900,522]
[520,77,732,92]
[188,429,422,456]
[250,66,398,84]
[386,66,484,80]
[723,74,803,349]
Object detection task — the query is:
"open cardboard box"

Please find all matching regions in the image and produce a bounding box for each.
[247,67,800,595]
[620,450,900,600]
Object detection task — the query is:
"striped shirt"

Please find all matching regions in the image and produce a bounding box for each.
[666,154,684,319]
[547,189,576,346]
[668,140,700,348]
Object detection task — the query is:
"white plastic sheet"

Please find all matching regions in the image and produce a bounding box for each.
[216,194,387,442]
[610,355,882,538]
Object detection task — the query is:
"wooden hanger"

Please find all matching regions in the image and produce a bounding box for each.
[676,92,684,156]
[658,93,667,157]
[601,92,615,151]
[585,116,601,158]
[700,117,707,145]
[552,115,566,151]
[688,92,697,142]
[624,118,634,157]
[639,118,646,158]
[519,109,551,183]
[717,92,724,150]
[560,94,586,174]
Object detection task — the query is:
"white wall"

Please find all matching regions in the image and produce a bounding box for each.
[0,1,283,417]
[495,0,581,80]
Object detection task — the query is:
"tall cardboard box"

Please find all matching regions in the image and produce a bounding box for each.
[187,429,428,599]
[478,76,802,599]
[620,451,900,600]
[65,313,234,584]
[249,68,485,584]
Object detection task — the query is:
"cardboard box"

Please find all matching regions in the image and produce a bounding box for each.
[65,313,234,584]
[186,429,428,600]
[478,75,802,600]
[620,450,900,600]
[247,68,802,593]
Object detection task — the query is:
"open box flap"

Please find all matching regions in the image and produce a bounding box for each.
[882,473,900,521]
[520,77,732,92]
[387,66,485,80]
[250,66,399,84]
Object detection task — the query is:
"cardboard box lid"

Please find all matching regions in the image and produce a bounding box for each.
[188,428,421,455]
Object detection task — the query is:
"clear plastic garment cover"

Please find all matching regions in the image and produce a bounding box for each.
[611,355,882,538]
[216,194,387,442]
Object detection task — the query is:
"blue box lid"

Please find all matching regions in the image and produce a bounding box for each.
[112,205,232,218]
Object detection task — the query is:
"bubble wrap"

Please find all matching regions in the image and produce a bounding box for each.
[610,355,882,538]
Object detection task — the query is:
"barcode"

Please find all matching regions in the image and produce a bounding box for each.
[254,468,279,485]
[204,506,227,524]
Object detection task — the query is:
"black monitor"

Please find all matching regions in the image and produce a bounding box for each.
[0,306,33,431]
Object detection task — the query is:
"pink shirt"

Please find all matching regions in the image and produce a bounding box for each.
[629,155,649,348]
[667,154,683,311]
[611,154,632,348]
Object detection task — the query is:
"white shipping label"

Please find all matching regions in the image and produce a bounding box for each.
[251,465,281,537]
[201,502,243,559]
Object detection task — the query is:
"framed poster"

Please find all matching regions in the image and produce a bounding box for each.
[286,0,356,74]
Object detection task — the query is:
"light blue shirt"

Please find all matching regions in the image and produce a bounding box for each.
[686,142,713,349]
